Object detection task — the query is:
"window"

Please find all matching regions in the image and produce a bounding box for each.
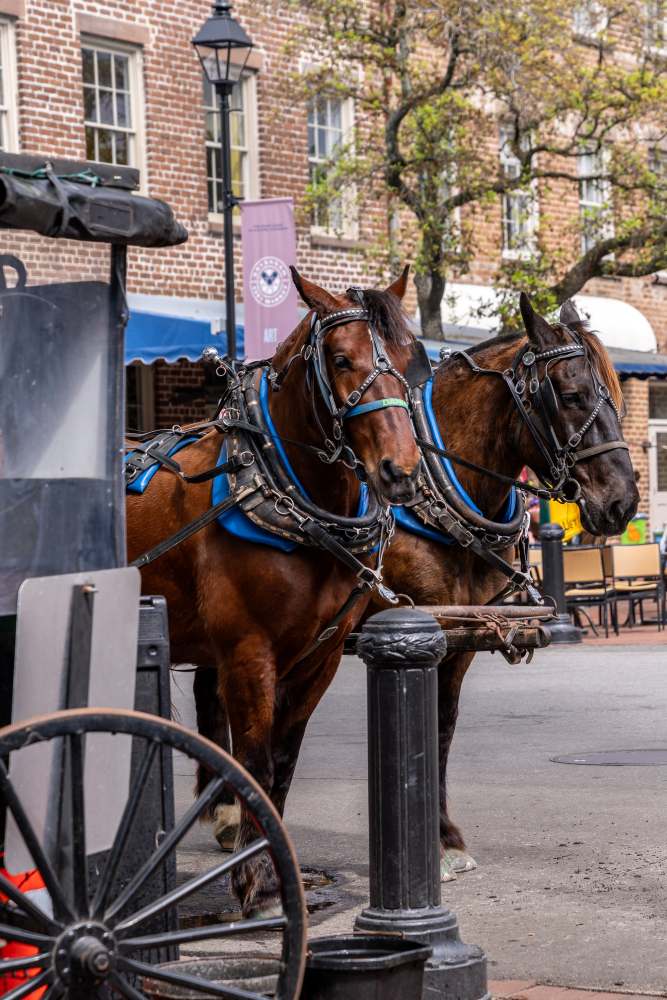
[204,74,258,215]
[82,41,144,167]
[126,365,155,433]
[0,19,18,152]
[499,127,537,257]
[307,96,356,238]
[649,146,667,204]
[578,147,613,254]
[573,1,608,39]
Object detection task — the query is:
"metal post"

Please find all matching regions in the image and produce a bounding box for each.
[355,608,489,1000]
[540,523,582,643]
[217,81,237,361]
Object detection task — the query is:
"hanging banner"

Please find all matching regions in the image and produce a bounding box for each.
[241,197,298,361]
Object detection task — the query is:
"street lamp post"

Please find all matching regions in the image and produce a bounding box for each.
[193,1,254,361]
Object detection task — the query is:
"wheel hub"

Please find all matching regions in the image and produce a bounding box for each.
[56,923,115,985]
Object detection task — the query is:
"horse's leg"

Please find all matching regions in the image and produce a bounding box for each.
[219,649,280,914]
[270,647,344,819]
[193,667,239,849]
[438,650,477,883]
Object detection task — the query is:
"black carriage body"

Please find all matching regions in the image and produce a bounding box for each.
[0,270,125,614]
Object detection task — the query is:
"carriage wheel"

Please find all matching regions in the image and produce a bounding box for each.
[0,709,307,1000]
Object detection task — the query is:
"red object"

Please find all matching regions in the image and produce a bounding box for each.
[0,857,47,998]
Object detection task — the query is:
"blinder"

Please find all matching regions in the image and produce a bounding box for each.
[405,339,433,389]
[541,374,559,422]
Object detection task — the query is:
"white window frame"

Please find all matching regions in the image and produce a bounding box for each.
[499,126,538,260]
[578,145,614,255]
[0,18,19,152]
[307,94,358,241]
[205,71,259,222]
[81,36,146,180]
[573,1,609,40]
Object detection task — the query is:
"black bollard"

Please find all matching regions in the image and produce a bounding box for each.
[540,523,582,644]
[355,608,489,1000]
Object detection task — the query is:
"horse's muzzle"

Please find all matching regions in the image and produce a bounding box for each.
[376,458,420,504]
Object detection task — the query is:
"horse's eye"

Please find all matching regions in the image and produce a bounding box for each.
[560,392,581,406]
[333,355,351,370]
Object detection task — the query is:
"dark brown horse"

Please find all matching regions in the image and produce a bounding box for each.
[192,294,638,882]
[378,295,638,880]
[126,270,421,911]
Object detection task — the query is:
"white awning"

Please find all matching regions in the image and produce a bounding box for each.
[440,282,657,353]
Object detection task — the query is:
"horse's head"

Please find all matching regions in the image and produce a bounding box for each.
[284,267,421,504]
[519,293,638,536]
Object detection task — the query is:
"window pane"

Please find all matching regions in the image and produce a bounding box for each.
[206,109,217,143]
[97,51,112,88]
[203,75,214,107]
[98,128,113,163]
[308,124,316,159]
[329,99,342,131]
[85,125,96,161]
[231,148,244,198]
[0,114,5,152]
[83,86,97,122]
[230,111,245,148]
[116,92,129,127]
[114,53,128,91]
[82,48,95,85]
[230,81,244,112]
[207,178,216,213]
[98,89,114,125]
[114,131,129,164]
[317,127,327,158]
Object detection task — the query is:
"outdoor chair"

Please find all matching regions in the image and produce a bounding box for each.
[563,545,616,637]
[603,543,665,630]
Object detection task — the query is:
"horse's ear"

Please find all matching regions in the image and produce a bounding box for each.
[519,291,561,347]
[290,267,339,316]
[385,264,410,301]
[559,299,583,329]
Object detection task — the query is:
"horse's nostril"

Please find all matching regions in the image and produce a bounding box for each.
[379,459,405,484]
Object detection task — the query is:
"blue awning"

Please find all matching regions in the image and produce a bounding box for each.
[125,309,243,364]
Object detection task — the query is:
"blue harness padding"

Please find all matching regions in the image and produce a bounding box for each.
[125,436,200,494]
[120,369,363,554]
[394,378,517,547]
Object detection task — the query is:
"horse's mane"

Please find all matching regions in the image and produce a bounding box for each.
[357,288,415,348]
[466,321,623,413]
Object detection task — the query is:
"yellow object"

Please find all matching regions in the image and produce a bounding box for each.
[549,500,582,542]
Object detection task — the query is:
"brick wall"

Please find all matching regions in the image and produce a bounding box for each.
[4,0,667,519]
[622,378,650,518]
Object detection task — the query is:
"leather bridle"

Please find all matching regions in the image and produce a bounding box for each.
[453,323,629,504]
[268,288,415,470]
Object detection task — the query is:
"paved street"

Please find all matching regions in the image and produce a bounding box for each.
[172,639,667,994]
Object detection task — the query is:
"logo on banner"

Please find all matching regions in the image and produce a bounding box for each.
[249,255,291,309]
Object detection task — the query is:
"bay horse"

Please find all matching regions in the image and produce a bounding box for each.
[192,293,638,886]
[378,293,638,880]
[126,269,421,912]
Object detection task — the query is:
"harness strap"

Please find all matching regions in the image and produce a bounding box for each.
[130,485,256,569]
[415,437,555,501]
[344,397,410,420]
[573,440,629,463]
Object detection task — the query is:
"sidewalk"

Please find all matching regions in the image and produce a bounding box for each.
[491,983,666,1000]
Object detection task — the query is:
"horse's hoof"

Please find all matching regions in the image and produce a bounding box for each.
[440,855,458,882]
[444,847,477,875]
[245,897,284,920]
[213,802,241,852]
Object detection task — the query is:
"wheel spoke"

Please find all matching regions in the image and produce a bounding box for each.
[0,951,50,975]
[119,913,287,951]
[0,759,73,922]
[0,871,59,934]
[109,972,147,999]
[42,983,65,1000]
[105,775,226,923]
[114,838,269,935]
[91,742,158,920]
[0,968,52,1000]
[0,922,54,948]
[68,732,88,916]
[118,955,268,1000]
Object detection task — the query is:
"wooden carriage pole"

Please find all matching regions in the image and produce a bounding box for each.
[540,523,582,644]
[355,608,489,1000]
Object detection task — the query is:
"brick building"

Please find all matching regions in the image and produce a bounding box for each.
[2,0,667,532]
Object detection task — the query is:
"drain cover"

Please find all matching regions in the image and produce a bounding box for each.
[551,749,667,766]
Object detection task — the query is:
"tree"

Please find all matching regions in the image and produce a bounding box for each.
[290,0,667,335]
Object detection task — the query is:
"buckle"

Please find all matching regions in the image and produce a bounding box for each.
[523,350,536,366]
